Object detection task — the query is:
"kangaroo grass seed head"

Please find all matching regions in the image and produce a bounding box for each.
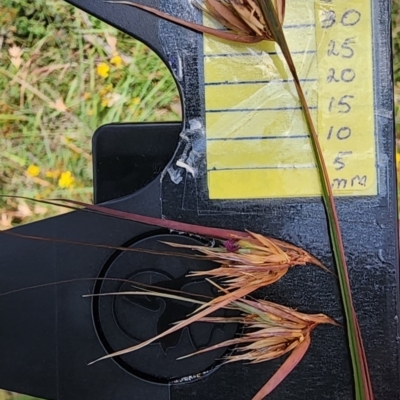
[164,231,322,269]
[178,296,337,398]
[192,0,286,41]
[181,297,337,361]
[163,231,328,292]
[87,284,336,399]
[106,0,285,43]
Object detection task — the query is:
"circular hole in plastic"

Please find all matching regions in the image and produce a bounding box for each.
[92,233,238,384]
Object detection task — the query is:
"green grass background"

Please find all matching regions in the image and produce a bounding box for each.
[0,1,399,399]
[0,0,180,229]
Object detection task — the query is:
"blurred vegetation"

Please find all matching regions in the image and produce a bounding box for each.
[0,0,399,399]
[0,0,180,228]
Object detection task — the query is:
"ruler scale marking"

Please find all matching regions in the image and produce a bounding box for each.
[202,0,376,199]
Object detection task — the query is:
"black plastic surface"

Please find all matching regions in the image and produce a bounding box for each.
[94,233,237,383]
[0,1,398,400]
[92,123,181,203]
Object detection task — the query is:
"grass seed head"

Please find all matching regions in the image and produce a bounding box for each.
[107,1,285,44]
[192,0,286,42]
[164,231,326,292]
[182,297,337,366]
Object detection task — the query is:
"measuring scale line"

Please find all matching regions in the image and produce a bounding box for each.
[206,109,317,141]
[204,50,318,58]
[211,23,316,32]
[206,106,318,113]
[207,137,314,171]
[204,53,317,84]
[207,135,310,142]
[284,23,316,29]
[208,165,317,172]
[205,78,318,86]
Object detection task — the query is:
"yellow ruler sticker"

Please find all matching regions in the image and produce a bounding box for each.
[203,0,376,199]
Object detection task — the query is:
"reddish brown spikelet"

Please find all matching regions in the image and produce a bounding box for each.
[163,231,327,292]
[181,297,337,398]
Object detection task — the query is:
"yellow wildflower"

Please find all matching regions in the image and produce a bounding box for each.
[110,54,123,67]
[101,98,110,107]
[99,84,113,96]
[131,97,141,106]
[96,63,110,78]
[58,171,75,189]
[396,151,400,166]
[27,164,40,177]
[83,92,92,100]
